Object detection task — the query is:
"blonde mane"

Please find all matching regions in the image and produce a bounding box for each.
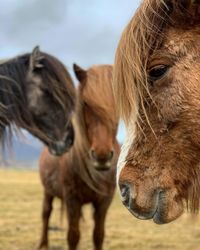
[67,65,118,192]
[113,0,199,125]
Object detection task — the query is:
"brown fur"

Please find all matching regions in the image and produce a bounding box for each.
[38,65,120,250]
[0,46,75,155]
[113,0,200,224]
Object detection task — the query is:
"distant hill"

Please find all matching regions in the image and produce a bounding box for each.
[0,132,43,169]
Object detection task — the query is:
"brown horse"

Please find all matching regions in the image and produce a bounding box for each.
[113,0,200,224]
[38,64,120,250]
[0,46,75,156]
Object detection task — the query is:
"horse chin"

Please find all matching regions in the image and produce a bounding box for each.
[152,196,184,224]
[95,166,110,171]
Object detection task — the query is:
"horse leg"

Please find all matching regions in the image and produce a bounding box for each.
[38,191,54,250]
[93,199,111,250]
[66,200,82,250]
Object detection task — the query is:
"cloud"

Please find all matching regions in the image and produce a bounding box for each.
[0,0,140,64]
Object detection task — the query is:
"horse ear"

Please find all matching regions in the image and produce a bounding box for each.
[73,63,87,82]
[29,46,44,71]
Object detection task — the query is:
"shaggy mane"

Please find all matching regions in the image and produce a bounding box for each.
[114,0,200,125]
[0,52,75,146]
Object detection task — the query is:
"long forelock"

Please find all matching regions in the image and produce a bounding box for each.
[83,65,118,130]
[113,0,181,126]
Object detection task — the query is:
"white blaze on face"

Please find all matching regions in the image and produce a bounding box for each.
[117,112,138,185]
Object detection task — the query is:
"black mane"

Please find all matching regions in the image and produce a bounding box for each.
[0,50,75,149]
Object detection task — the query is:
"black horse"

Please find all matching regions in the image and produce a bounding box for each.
[0,46,76,155]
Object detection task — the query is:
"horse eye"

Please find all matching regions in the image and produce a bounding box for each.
[148,65,169,82]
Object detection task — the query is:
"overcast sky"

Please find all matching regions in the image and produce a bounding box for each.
[0,0,140,144]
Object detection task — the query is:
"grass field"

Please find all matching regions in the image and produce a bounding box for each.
[1,169,200,250]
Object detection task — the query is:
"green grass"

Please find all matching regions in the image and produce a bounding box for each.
[1,169,200,250]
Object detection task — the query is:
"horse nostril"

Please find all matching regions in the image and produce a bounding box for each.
[119,183,131,206]
[90,149,97,160]
[108,150,114,160]
[66,138,73,148]
[64,128,74,149]
[65,134,74,148]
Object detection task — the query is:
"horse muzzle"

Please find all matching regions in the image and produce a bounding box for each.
[90,149,114,171]
[119,182,184,224]
[48,125,74,156]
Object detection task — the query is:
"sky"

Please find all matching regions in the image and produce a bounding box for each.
[0,0,140,145]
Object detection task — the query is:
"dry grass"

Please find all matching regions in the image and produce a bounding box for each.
[1,169,200,250]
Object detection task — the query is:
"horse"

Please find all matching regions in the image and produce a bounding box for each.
[38,64,120,250]
[113,0,200,224]
[0,46,75,156]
